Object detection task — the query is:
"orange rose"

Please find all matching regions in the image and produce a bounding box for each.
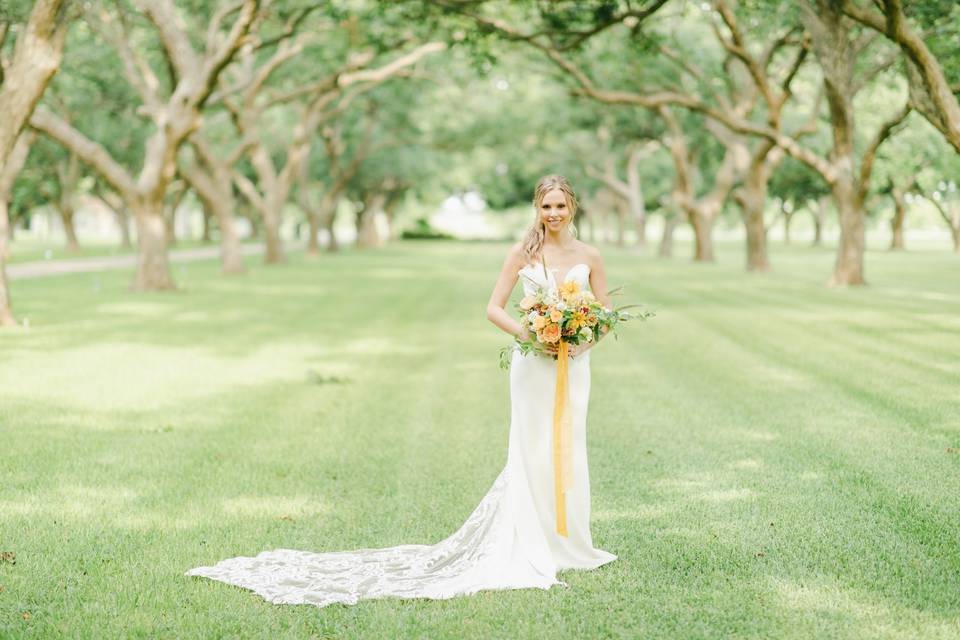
[549,308,563,323]
[533,314,548,330]
[540,323,561,343]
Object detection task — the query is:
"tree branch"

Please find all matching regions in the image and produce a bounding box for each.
[30,106,137,195]
[856,99,911,204]
[840,0,960,152]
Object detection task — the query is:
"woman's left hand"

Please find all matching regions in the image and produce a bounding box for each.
[569,342,592,359]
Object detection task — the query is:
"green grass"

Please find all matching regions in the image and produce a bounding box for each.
[5,238,218,264]
[1,239,959,639]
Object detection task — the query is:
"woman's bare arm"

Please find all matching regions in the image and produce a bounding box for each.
[486,243,527,339]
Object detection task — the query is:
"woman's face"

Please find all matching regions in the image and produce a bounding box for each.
[538,188,571,233]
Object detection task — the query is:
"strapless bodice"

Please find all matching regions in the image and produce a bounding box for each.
[517,262,591,297]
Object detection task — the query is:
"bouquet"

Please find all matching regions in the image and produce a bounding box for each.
[498,278,654,370]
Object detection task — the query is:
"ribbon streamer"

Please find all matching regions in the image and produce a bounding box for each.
[552,340,574,537]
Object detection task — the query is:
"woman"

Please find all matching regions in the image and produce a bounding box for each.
[185,174,616,607]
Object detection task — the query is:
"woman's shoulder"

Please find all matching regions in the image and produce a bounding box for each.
[575,239,602,265]
[506,242,530,270]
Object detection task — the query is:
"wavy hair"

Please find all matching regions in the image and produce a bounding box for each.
[520,174,579,265]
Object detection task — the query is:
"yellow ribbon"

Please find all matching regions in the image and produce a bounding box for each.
[552,340,574,537]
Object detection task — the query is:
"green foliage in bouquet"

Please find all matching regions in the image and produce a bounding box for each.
[499,282,655,370]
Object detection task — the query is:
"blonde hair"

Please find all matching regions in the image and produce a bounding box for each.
[520,174,579,265]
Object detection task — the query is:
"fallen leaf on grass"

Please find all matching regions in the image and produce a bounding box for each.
[278,515,294,522]
[0,552,15,564]
[22,612,30,621]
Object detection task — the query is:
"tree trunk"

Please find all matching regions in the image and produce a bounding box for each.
[302,187,335,257]
[115,208,133,249]
[59,205,80,253]
[201,202,213,243]
[782,206,794,245]
[626,150,648,248]
[0,200,10,262]
[0,199,15,326]
[743,205,770,271]
[305,212,321,255]
[131,198,175,291]
[737,159,771,271]
[181,161,245,274]
[924,195,960,254]
[215,204,244,275]
[830,176,865,286]
[581,208,594,242]
[0,132,35,261]
[634,214,647,250]
[322,206,339,253]
[658,212,679,258]
[890,186,906,250]
[200,193,245,275]
[0,0,68,166]
[811,196,829,247]
[357,193,386,249]
[263,214,286,263]
[55,153,81,252]
[383,198,400,241]
[97,188,133,249]
[614,197,627,247]
[163,185,186,248]
[164,211,177,247]
[802,1,866,286]
[687,206,716,262]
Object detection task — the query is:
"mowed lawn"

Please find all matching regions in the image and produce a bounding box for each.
[1,239,958,639]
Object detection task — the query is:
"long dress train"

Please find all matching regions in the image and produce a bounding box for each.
[185,262,616,607]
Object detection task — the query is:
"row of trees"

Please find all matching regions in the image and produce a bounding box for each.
[0,1,458,326]
[423,0,960,283]
[1,0,959,328]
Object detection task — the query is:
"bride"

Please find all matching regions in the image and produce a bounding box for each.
[186,174,617,607]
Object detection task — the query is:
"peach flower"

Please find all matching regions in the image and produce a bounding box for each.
[540,323,561,343]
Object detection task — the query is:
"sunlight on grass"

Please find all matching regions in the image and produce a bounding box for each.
[768,576,960,639]
[221,496,328,518]
[0,485,137,517]
[1,241,958,638]
[0,341,353,411]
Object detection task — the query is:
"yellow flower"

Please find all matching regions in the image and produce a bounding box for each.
[570,310,589,330]
[558,280,580,301]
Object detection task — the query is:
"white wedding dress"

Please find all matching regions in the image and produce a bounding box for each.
[185,261,616,606]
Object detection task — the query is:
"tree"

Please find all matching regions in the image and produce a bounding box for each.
[840,0,960,153]
[30,0,260,290]
[0,0,70,327]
